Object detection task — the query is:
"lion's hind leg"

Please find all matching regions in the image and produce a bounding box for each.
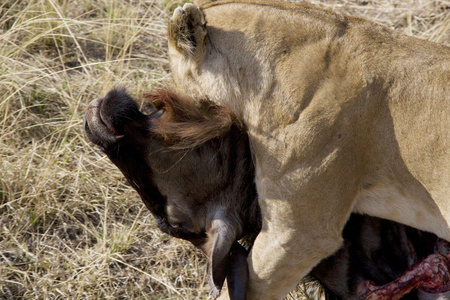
[168,3,206,57]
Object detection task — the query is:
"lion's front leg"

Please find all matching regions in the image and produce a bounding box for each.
[168,3,207,58]
[246,225,343,299]
[240,146,358,299]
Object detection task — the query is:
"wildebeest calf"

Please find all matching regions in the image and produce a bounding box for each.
[84,89,449,300]
[84,89,259,298]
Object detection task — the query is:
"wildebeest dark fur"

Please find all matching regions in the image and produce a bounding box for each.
[84,89,259,298]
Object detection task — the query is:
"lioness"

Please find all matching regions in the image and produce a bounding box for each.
[167,1,450,299]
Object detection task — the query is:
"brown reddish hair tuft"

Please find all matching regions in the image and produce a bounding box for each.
[144,89,243,149]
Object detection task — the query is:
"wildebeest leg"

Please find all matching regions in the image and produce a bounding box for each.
[358,239,450,300]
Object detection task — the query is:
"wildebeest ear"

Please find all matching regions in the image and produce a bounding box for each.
[206,217,241,298]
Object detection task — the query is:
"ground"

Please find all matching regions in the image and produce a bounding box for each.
[0,0,448,299]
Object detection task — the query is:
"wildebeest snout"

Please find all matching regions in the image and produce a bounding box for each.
[84,89,149,150]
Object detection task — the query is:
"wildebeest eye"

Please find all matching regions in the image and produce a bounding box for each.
[168,220,188,230]
[141,102,164,118]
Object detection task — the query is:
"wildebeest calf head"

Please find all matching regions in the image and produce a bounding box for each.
[84,89,259,297]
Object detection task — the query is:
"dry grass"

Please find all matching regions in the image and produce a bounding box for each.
[0,0,448,299]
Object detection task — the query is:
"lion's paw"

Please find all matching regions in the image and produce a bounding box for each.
[169,3,206,55]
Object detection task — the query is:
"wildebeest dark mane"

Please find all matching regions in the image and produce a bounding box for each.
[144,89,243,149]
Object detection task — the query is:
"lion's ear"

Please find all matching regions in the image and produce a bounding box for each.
[206,217,240,298]
[168,3,206,57]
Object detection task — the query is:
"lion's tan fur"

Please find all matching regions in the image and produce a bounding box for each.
[167,1,450,299]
